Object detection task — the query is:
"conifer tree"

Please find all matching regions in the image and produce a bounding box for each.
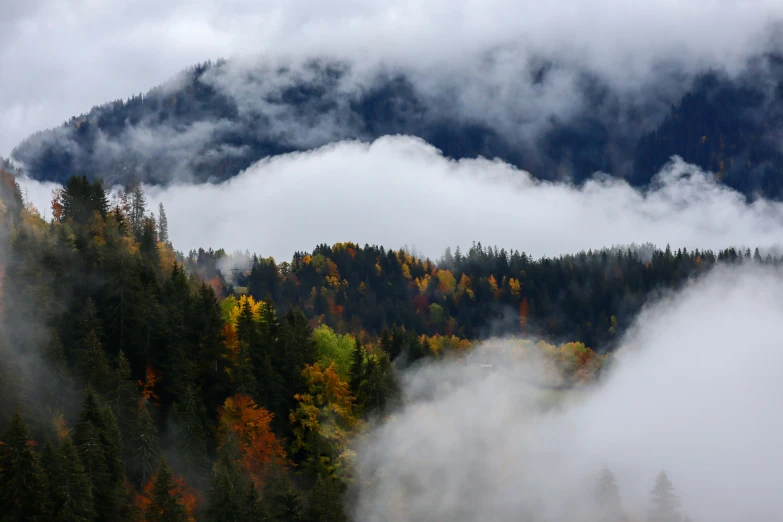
[172,385,209,477]
[132,401,160,487]
[43,436,97,522]
[0,411,47,521]
[77,331,112,395]
[73,391,127,522]
[595,467,625,522]
[244,483,268,522]
[306,476,347,522]
[207,459,243,522]
[158,203,169,245]
[648,470,682,522]
[348,338,366,399]
[144,459,188,522]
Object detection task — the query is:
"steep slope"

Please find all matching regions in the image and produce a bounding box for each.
[13,53,783,198]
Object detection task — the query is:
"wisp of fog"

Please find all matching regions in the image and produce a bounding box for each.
[352,263,783,522]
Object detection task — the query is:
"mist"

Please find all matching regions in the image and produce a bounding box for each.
[5,0,783,161]
[352,263,783,521]
[16,135,782,261]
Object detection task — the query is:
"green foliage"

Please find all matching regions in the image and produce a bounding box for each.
[144,459,188,522]
[207,460,244,522]
[0,411,47,521]
[73,391,127,522]
[42,437,97,522]
[313,325,354,381]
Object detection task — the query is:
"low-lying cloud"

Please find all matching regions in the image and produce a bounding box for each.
[352,263,783,521]
[17,135,783,260]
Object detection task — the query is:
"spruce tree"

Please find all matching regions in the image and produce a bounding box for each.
[0,411,47,521]
[595,467,625,522]
[172,385,209,477]
[348,338,366,399]
[144,459,188,522]
[207,460,243,522]
[648,470,682,522]
[43,436,97,522]
[77,331,112,395]
[73,391,127,522]
[306,476,347,522]
[244,483,268,522]
[158,203,169,245]
[132,401,160,487]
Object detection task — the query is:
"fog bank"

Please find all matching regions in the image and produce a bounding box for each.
[353,264,783,521]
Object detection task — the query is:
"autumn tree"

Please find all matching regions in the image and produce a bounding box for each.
[217,394,285,487]
[289,363,356,477]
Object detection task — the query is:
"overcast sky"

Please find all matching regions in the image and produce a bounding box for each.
[4,0,783,156]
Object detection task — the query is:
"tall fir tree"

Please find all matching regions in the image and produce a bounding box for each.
[0,411,47,522]
[158,203,169,245]
[42,436,97,522]
[648,470,682,522]
[144,459,188,522]
[595,467,625,522]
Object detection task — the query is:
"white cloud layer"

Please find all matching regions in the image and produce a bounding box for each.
[17,135,783,260]
[4,0,783,155]
[353,263,783,521]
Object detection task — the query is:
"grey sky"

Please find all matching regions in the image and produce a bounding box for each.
[3,0,783,156]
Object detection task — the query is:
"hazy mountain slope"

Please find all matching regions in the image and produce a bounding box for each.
[13,53,783,198]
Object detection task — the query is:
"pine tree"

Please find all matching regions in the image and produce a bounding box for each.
[0,411,47,521]
[77,331,112,395]
[207,459,243,522]
[144,459,188,522]
[244,483,268,522]
[128,183,147,238]
[43,436,97,522]
[158,203,169,245]
[306,476,347,522]
[270,486,304,522]
[132,401,160,487]
[172,385,209,477]
[595,467,625,522]
[349,339,366,396]
[42,331,76,414]
[107,351,140,444]
[73,391,127,522]
[648,470,682,522]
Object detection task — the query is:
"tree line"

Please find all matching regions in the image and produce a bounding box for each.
[0,170,740,520]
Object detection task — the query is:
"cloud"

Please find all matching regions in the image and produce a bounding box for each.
[136,135,783,261]
[17,135,783,260]
[352,263,783,521]
[4,0,783,156]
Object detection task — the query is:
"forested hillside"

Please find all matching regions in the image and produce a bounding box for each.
[13,53,783,199]
[0,169,764,520]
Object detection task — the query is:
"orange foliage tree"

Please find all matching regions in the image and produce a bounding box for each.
[216,394,285,486]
